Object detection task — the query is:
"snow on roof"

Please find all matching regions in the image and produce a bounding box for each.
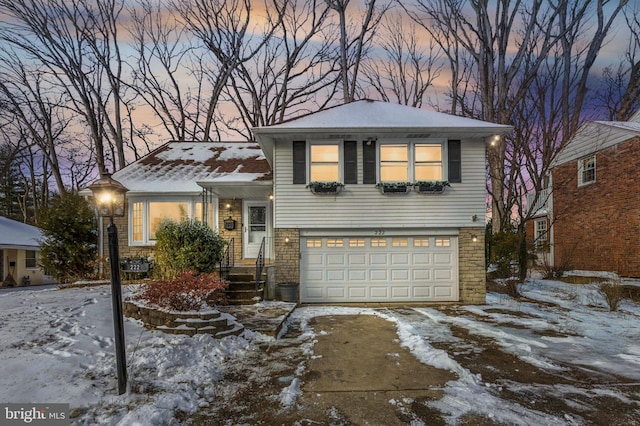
[112,142,272,194]
[0,216,43,249]
[593,120,640,134]
[253,99,512,132]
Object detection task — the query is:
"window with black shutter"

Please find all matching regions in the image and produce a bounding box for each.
[344,141,357,184]
[292,141,306,184]
[448,140,461,183]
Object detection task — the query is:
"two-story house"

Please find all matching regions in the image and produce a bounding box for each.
[527,110,640,276]
[101,100,511,304]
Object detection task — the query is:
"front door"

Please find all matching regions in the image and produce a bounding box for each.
[243,201,270,259]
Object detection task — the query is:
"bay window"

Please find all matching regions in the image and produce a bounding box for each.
[130,198,214,245]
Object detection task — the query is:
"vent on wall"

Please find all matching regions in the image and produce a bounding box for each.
[407,133,431,138]
[327,134,353,139]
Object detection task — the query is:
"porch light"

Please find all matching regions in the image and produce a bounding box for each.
[87,172,128,395]
[472,234,478,243]
[88,173,128,218]
[489,135,501,146]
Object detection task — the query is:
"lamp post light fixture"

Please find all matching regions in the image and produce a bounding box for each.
[88,173,128,395]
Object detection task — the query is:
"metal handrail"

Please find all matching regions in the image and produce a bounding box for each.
[255,237,266,293]
[220,238,234,282]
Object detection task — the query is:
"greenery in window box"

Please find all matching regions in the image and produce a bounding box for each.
[306,181,344,194]
[414,180,451,193]
[375,182,412,193]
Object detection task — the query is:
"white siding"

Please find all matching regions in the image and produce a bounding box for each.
[554,122,639,166]
[273,139,486,229]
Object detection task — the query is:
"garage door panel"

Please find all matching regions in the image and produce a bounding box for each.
[434,269,452,280]
[370,269,389,281]
[391,253,410,265]
[327,270,346,281]
[348,269,367,280]
[392,286,410,297]
[327,287,346,298]
[301,235,458,303]
[327,254,346,265]
[348,254,367,265]
[412,253,431,264]
[370,287,389,298]
[349,287,367,298]
[391,269,410,281]
[434,253,453,265]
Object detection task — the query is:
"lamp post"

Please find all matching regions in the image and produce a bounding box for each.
[88,173,128,395]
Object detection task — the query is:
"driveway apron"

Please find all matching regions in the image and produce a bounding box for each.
[300,314,456,425]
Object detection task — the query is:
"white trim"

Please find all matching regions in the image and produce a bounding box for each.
[577,154,596,187]
[128,195,217,246]
[377,139,447,183]
[300,228,460,237]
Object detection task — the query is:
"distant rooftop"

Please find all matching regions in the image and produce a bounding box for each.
[0,216,43,249]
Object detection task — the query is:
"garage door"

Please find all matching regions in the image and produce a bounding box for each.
[300,235,458,303]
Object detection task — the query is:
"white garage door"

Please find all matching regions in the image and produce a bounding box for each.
[300,235,458,303]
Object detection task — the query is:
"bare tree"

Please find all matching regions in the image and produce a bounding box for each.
[226,0,341,138]
[0,0,133,173]
[362,14,443,107]
[326,0,390,103]
[404,0,629,234]
[596,6,640,121]
[172,0,287,141]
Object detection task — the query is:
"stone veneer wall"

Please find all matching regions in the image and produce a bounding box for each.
[458,227,486,304]
[217,199,243,265]
[274,228,300,284]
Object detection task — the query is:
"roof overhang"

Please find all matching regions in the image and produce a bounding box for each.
[196,181,273,199]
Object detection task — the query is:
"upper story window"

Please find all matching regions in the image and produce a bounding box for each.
[310,144,340,182]
[578,155,595,186]
[379,143,443,182]
[380,145,409,181]
[130,198,212,245]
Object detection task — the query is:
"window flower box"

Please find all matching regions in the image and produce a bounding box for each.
[414,181,450,194]
[307,181,344,195]
[375,182,412,194]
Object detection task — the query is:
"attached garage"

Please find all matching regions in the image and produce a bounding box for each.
[300,233,459,303]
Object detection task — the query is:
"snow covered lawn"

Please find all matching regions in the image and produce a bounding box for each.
[0,278,639,425]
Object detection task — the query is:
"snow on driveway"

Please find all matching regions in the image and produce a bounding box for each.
[0,278,639,425]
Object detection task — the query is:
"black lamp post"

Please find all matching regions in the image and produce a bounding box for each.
[88,173,128,395]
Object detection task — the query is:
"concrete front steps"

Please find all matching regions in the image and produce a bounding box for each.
[225,266,266,305]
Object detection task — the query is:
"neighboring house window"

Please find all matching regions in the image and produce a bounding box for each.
[535,219,548,248]
[379,143,444,182]
[130,199,204,245]
[310,144,340,181]
[578,155,596,186]
[25,250,37,269]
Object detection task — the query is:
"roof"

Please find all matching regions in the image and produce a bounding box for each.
[252,99,512,162]
[0,216,43,250]
[554,112,640,166]
[111,141,272,195]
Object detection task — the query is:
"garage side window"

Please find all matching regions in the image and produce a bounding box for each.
[326,238,344,247]
[413,238,429,247]
[306,239,322,248]
[371,238,387,247]
[310,144,340,182]
[435,238,450,247]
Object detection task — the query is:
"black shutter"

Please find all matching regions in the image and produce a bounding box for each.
[362,140,377,184]
[292,141,306,184]
[448,140,461,183]
[344,141,357,184]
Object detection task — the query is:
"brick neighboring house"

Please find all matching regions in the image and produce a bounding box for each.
[527,110,640,277]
